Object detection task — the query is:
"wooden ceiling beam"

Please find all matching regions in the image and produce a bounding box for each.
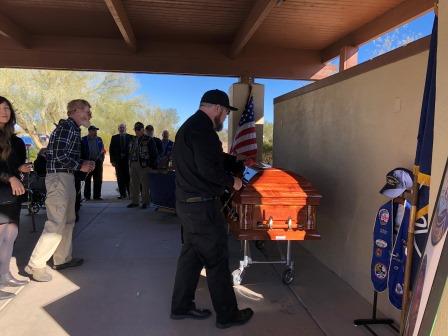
[321,0,434,62]
[229,0,277,59]
[0,36,335,80]
[104,0,137,52]
[0,11,29,48]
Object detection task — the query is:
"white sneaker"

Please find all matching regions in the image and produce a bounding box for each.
[24,265,52,282]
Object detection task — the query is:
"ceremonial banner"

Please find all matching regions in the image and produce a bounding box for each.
[371,200,410,309]
[412,15,438,283]
[404,158,448,336]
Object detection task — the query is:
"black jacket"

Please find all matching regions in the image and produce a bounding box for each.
[173,110,234,200]
[129,135,158,169]
[0,135,26,183]
[109,133,132,164]
[152,137,163,156]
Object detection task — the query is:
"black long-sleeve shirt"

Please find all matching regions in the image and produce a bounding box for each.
[0,135,26,183]
[174,110,234,200]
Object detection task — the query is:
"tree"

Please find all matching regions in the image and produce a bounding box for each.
[0,69,179,149]
[263,122,274,164]
[371,24,423,58]
[139,106,179,140]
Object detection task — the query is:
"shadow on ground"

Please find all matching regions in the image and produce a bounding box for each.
[2,199,398,336]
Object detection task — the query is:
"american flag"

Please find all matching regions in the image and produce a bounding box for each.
[230,95,257,159]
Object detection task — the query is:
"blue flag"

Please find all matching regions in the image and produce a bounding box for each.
[412,16,438,283]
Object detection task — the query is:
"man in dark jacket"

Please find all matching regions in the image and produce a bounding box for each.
[127,122,158,209]
[109,123,132,199]
[81,126,105,200]
[145,124,163,157]
[158,130,174,169]
[170,89,253,329]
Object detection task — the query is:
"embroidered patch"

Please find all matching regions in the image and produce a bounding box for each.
[374,263,387,279]
[375,248,383,257]
[375,239,388,248]
[379,209,390,225]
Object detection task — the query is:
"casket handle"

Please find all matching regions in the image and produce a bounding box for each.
[287,217,293,231]
[268,217,273,229]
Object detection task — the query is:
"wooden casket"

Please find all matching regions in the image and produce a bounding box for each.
[227,167,322,241]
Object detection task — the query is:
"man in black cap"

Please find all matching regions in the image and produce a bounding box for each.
[81,125,105,200]
[170,89,253,329]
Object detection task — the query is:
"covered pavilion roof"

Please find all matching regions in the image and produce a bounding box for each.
[0,0,433,79]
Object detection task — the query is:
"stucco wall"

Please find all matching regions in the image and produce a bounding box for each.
[273,50,430,320]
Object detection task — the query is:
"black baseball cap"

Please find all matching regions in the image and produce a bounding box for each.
[200,89,238,111]
[88,125,99,131]
[134,122,144,130]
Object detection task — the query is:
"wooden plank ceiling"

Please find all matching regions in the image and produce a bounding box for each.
[0,0,433,79]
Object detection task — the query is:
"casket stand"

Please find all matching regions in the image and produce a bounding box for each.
[225,166,322,285]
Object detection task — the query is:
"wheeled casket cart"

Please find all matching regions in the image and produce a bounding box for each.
[226,167,322,285]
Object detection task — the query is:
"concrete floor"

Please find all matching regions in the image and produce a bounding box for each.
[0,192,398,336]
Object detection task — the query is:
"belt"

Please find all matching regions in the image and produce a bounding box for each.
[183,196,220,203]
[47,168,75,174]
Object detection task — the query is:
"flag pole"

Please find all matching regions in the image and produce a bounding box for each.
[400,171,419,334]
[401,4,438,333]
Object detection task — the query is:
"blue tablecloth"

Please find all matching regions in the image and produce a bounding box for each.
[148,170,176,209]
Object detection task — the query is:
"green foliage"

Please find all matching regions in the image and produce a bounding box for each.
[218,129,229,152]
[0,69,179,149]
[372,24,423,58]
[262,122,273,164]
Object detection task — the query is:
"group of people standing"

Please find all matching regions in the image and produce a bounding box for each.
[109,122,174,208]
[0,90,252,329]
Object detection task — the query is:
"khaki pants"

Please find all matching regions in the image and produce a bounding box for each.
[130,161,151,205]
[28,173,76,268]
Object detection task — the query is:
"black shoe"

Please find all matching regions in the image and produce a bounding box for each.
[84,197,91,201]
[141,204,147,209]
[216,308,254,329]
[171,308,212,320]
[127,203,138,208]
[52,258,84,270]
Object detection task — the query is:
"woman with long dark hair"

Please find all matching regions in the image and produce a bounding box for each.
[0,96,31,300]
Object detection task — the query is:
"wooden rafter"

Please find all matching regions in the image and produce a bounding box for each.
[229,0,277,58]
[0,36,334,80]
[0,11,29,48]
[321,0,434,62]
[104,0,137,52]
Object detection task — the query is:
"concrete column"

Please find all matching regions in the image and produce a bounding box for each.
[339,45,359,72]
[228,77,264,162]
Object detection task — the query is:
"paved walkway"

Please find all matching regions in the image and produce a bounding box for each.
[0,180,398,335]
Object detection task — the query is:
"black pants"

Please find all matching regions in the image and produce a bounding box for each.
[115,159,130,197]
[171,200,238,319]
[84,160,103,199]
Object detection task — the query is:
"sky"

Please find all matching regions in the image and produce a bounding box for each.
[135,11,435,126]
